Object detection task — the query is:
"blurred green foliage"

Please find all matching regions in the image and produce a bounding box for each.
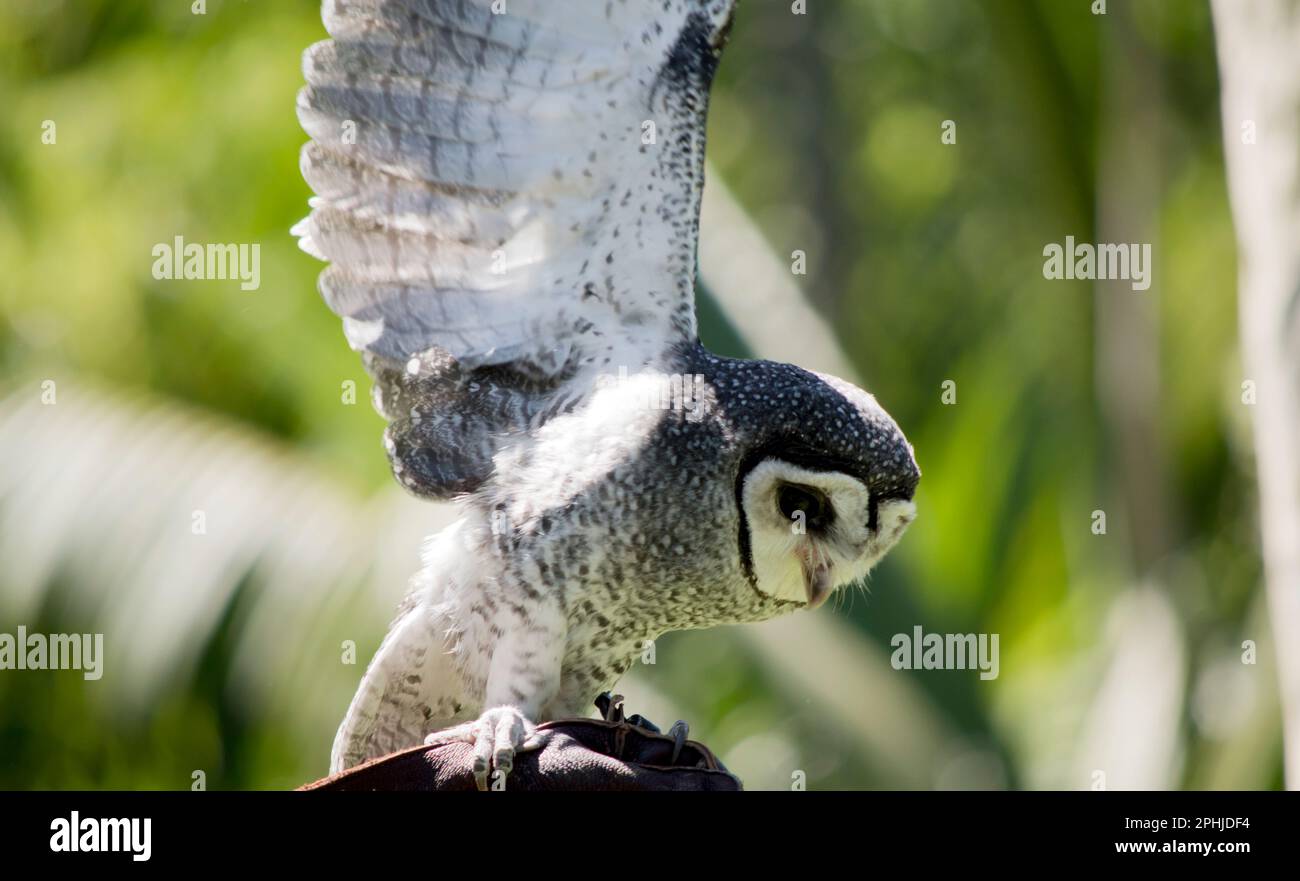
[0,0,1281,790]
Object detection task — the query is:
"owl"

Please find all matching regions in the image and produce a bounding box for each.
[295,0,919,788]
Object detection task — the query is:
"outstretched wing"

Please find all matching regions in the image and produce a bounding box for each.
[296,0,735,498]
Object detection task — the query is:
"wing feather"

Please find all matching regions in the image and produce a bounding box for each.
[297,0,735,497]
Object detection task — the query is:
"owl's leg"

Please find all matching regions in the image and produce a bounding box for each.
[424,706,550,790]
[424,599,565,790]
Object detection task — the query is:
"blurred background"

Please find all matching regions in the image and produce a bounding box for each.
[0,0,1289,790]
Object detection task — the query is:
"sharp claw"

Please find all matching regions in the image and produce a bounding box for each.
[493,748,514,791]
[424,720,476,747]
[472,723,496,791]
[668,720,689,764]
[520,729,550,751]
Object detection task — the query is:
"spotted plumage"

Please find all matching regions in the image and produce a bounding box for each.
[296,0,919,786]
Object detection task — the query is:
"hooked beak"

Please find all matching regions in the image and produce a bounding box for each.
[801,546,833,609]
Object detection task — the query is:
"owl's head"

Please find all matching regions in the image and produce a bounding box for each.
[730,367,919,610]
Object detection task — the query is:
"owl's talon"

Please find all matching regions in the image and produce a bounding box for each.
[667,720,690,763]
[423,721,475,747]
[424,706,546,791]
[472,736,494,791]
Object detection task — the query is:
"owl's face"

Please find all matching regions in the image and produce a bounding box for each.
[720,362,920,610]
[740,458,916,608]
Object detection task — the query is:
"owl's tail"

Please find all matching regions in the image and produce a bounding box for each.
[330,549,478,773]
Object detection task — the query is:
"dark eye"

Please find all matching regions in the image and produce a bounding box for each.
[777,483,831,530]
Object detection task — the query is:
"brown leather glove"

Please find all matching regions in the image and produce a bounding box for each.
[299,696,742,792]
